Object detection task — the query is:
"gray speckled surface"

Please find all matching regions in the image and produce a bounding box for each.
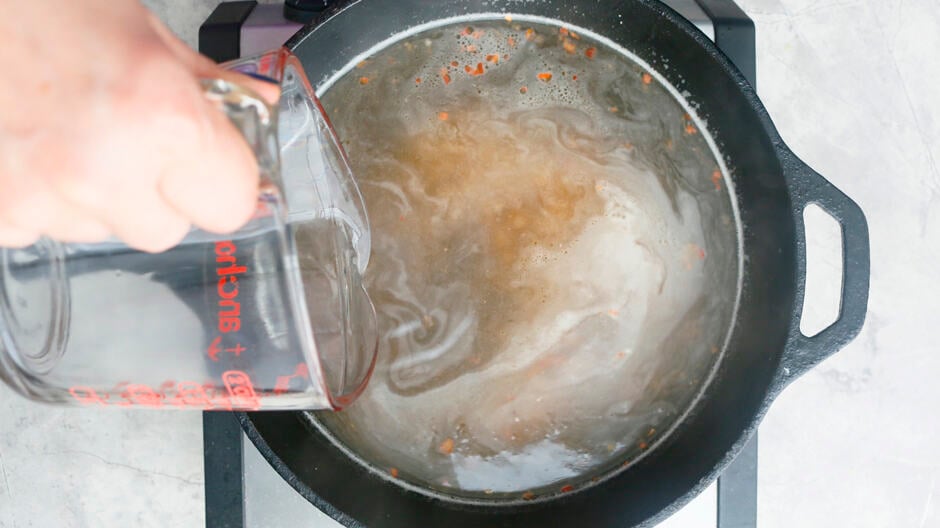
[2,1,938,526]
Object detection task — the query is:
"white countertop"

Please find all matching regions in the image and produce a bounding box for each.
[1,1,938,526]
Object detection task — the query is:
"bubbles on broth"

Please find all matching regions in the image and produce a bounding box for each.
[313,19,739,500]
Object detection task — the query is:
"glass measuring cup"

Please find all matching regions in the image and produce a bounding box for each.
[0,48,377,411]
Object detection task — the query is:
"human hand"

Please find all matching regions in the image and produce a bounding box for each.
[0,0,279,252]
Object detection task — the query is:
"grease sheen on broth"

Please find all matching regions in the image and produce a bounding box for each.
[312,19,739,499]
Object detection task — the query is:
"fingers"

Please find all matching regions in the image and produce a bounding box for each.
[105,186,192,253]
[0,224,38,248]
[157,100,259,235]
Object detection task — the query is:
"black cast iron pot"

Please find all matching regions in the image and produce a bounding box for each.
[237,1,871,526]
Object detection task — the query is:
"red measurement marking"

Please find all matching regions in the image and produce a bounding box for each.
[223,370,261,410]
[215,241,246,333]
[122,384,164,408]
[173,381,211,408]
[207,335,222,361]
[225,343,246,357]
[69,386,109,406]
[274,363,310,395]
[208,336,246,362]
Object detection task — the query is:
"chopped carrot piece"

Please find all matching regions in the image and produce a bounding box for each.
[563,39,577,54]
[585,47,596,58]
[389,467,399,478]
[438,437,455,455]
[358,77,370,85]
[639,441,649,450]
[642,72,653,85]
[438,112,449,121]
[685,122,698,135]
[468,62,485,76]
[711,170,722,191]
[537,72,552,82]
[520,86,528,94]
[559,27,569,37]
[572,74,578,81]
[569,30,581,40]
[415,77,421,84]
[522,492,536,500]
[486,54,500,63]
[451,60,459,67]
[525,28,535,41]
[560,485,574,493]
[507,36,516,47]
[441,72,452,85]
[460,27,473,36]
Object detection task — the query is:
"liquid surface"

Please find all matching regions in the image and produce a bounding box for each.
[313,19,739,500]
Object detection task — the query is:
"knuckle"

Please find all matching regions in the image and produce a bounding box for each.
[125,219,190,254]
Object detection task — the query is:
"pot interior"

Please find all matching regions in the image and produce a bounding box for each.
[294,10,742,505]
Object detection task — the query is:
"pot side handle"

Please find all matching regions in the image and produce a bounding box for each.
[775,148,871,389]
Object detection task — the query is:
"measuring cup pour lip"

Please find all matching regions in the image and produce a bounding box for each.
[0,238,70,382]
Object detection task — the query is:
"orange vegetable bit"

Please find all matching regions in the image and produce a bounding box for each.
[358,76,370,85]
[468,62,485,76]
[609,106,619,113]
[639,441,649,450]
[486,54,500,64]
[471,30,485,39]
[389,467,399,478]
[525,28,535,41]
[438,112,449,121]
[464,44,479,53]
[451,60,459,67]
[562,38,577,54]
[685,122,698,135]
[522,491,536,501]
[507,36,516,47]
[585,47,597,59]
[415,77,422,84]
[572,74,578,81]
[711,170,722,191]
[440,68,452,85]
[537,72,553,82]
[519,86,528,94]
[559,27,569,37]
[438,437,455,455]
[642,72,653,85]
[356,60,368,69]
[569,30,581,40]
[560,485,574,493]
[460,26,473,36]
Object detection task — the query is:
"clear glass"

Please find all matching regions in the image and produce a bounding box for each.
[0,48,377,411]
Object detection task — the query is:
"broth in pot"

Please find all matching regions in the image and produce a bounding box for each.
[308,17,741,501]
